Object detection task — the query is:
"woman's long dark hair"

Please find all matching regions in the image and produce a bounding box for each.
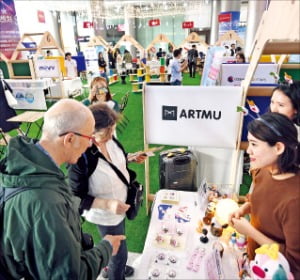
[248,112,299,173]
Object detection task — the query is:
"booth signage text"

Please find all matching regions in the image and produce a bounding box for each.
[149,19,160,27]
[182,21,194,29]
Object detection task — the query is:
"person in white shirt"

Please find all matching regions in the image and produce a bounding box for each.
[65,52,78,78]
[68,103,146,279]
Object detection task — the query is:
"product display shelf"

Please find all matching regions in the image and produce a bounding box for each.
[131,81,144,93]
[234,0,300,177]
[108,74,119,85]
[129,73,145,82]
[280,63,300,70]
[130,68,145,93]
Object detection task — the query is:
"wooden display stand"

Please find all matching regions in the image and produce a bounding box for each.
[7,32,64,79]
[108,74,119,85]
[215,30,244,47]
[146,33,175,53]
[131,68,144,93]
[0,52,8,62]
[232,0,300,186]
[87,36,110,49]
[180,32,209,49]
[6,32,66,98]
[0,52,9,79]
[113,34,145,55]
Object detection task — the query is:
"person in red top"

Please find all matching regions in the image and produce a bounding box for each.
[229,112,300,278]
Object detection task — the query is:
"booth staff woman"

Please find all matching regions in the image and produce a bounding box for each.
[229,113,300,278]
[270,81,300,140]
[68,103,146,280]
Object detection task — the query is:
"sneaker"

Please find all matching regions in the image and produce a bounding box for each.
[101,266,109,278]
[101,265,134,278]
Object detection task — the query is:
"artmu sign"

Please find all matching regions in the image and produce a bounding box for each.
[144,85,242,148]
[162,105,221,121]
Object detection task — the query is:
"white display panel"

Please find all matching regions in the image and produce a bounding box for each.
[144,85,243,148]
[220,63,278,86]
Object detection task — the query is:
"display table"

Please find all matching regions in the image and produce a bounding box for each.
[47,77,82,99]
[7,111,45,138]
[5,79,52,110]
[136,190,239,279]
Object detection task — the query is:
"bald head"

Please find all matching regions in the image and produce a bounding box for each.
[42,99,94,140]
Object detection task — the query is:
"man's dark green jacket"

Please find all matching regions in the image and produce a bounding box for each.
[0,137,112,279]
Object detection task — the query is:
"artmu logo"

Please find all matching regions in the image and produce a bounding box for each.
[162,106,177,120]
[162,105,221,121]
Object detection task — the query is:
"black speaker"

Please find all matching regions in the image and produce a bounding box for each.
[159,149,197,191]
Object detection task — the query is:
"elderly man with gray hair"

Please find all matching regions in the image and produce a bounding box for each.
[0,99,125,279]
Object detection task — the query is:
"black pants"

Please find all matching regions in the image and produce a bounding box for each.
[188,62,197,77]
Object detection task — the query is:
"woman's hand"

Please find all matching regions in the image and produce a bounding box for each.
[231,217,253,236]
[92,198,129,214]
[228,202,251,227]
[134,153,147,164]
[107,199,130,215]
[228,208,245,226]
[89,88,96,101]
[127,152,147,164]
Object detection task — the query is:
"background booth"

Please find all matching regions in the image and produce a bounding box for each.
[179,32,209,74]
[113,35,146,92]
[84,35,110,82]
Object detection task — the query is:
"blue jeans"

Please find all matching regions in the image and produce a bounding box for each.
[98,219,127,280]
[171,79,181,85]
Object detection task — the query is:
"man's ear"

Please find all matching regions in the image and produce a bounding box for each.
[62,133,74,146]
[275,142,285,156]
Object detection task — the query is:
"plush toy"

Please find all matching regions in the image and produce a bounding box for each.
[250,244,294,280]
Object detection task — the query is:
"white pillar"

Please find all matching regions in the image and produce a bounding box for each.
[210,0,221,45]
[124,6,136,57]
[244,0,267,57]
[220,0,241,12]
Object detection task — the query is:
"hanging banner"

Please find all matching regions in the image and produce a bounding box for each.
[144,85,242,148]
[218,11,240,37]
[182,21,194,29]
[83,21,93,28]
[218,13,231,22]
[201,46,225,86]
[0,0,21,59]
[149,19,160,27]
